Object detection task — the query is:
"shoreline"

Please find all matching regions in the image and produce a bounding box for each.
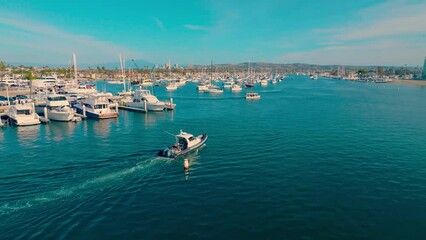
[390,79,426,86]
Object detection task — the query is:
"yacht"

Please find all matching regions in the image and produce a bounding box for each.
[222,81,233,89]
[5,103,40,126]
[205,86,223,93]
[158,130,208,158]
[246,92,260,100]
[165,83,178,91]
[260,79,268,87]
[45,94,76,121]
[32,76,57,89]
[197,83,209,92]
[73,93,118,119]
[125,88,166,111]
[231,84,242,92]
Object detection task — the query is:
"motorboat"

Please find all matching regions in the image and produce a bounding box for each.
[246,92,260,100]
[4,103,40,126]
[73,93,118,119]
[260,79,268,87]
[222,81,233,89]
[231,84,242,92]
[244,82,255,88]
[158,130,208,158]
[32,76,57,89]
[197,83,209,92]
[125,87,166,111]
[205,86,223,93]
[45,94,76,121]
[165,83,178,91]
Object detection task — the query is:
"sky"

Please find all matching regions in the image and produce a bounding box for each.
[0,0,425,66]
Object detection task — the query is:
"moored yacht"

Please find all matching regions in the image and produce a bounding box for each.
[73,93,118,119]
[4,103,40,126]
[45,94,76,121]
[231,84,242,92]
[165,83,178,91]
[125,87,166,111]
[246,92,260,100]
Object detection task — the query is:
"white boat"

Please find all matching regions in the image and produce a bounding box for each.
[125,88,166,111]
[107,80,124,84]
[45,94,76,121]
[32,76,57,89]
[73,93,118,119]
[158,130,208,158]
[5,103,40,126]
[223,81,233,89]
[138,79,154,86]
[231,84,242,92]
[246,92,260,100]
[260,79,268,87]
[197,83,210,92]
[165,83,178,91]
[271,79,277,84]
[205,86,223,93]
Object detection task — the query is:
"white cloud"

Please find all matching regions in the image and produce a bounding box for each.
[153,17,165,30]
[278,0,426,66]
[279,38,426,66]
[184,24,209,31]
[0,12,140,64]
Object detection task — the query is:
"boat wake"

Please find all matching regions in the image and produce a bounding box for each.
[0,156,170,215]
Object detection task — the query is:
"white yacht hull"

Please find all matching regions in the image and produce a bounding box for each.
[125,102,165,111]
[48,111,75,122]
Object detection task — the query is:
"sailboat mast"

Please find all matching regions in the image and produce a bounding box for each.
[119,54,126,91]
[73,53,77,84]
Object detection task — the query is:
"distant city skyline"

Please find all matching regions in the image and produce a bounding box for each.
[0,0,425,66]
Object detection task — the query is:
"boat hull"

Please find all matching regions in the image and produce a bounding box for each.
[48,111,75,122]
[74,106,118,119]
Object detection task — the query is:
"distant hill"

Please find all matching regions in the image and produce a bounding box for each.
[202,62,389,71]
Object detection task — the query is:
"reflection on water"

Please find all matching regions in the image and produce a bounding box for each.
[15,125,41,146]
[143,111,175,126]
[43,122,79,142]
[91,118,118,138]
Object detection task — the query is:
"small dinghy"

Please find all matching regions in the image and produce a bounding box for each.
[158,130,208,158]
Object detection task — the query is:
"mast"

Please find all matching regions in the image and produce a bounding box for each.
[73,53,77,84]
[210,60,213,84]
[119,54,126,92]
[5,77,10,106]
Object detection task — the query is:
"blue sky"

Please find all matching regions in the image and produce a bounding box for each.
[0,0,425,66]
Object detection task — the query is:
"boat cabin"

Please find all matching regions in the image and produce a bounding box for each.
[175,130,199,150]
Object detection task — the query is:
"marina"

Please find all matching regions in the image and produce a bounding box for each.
[1,0,426,238]
[1,75,426,239]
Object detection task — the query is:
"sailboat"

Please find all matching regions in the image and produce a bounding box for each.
[116,54,134,101]
[244,61,255,88]
[58,53,97,95]
[205,61,223,93]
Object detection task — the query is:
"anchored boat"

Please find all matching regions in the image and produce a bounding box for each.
[158,130,208,158]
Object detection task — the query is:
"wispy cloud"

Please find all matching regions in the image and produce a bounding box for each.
[184,24,209,31]
[0,12,139,64]
[278,0,426,66]
[153,17,165,30]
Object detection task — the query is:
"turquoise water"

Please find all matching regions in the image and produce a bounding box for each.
[1,76,426,239]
